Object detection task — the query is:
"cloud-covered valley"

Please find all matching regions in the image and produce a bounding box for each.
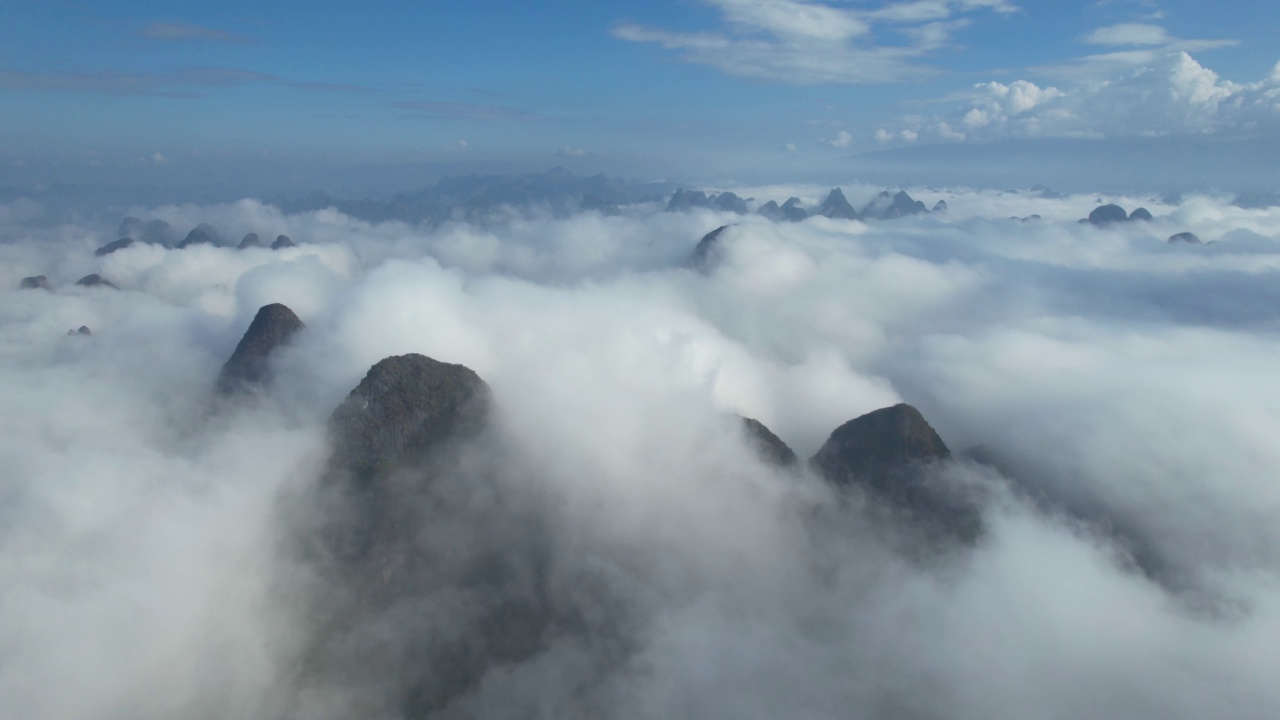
[2,186,1280,719]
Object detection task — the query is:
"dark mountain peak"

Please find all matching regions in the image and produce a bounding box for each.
[757,199,783,220]
[1168,231,1203,244]
[883,190,928,219]
[238,233,262,249]
[711,191,748,214]
[326,353,490,483]
[75,274,117,289]
[177,223,220,249]
[1232,190,1280,209]
[1087,204,1129,225]
[95,237,135,256]
[687,225,734,272]
[812,403,949,476]
[780,197,808,221]
[666,188,711,212]
[215,303,306,396]
[118,216,144,239]
[932,199,948,213]
[817,188,859,220]
[19,275,51,290]
[741,416,797,467]
[142,219,175,247]
[1128,207,1153,221]
[810,403,980,545]
[271,234,296,250]
[67,326,92,336]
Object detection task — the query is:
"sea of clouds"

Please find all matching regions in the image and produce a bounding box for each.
[2,186,1279,719]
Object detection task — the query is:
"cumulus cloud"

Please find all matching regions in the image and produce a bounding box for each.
[1083,22,1171,46]
[880,50,1280,144]
[3,188,1280,718]
[825,130,853,148]
[612,0,1019,84]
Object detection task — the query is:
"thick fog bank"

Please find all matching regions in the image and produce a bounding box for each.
[2,188,1280,719]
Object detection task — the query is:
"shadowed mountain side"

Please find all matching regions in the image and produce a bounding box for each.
[326,354,490,484]
[214,303,305,395]
[686,225,732,272]
[741,416,798,467]
[810,404,982,546]
[291,354,595,718]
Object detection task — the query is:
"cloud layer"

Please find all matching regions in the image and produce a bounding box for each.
[2,188,1280,718]
[613,0,1017,84]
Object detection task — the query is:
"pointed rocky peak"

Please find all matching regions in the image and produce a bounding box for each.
[177,223,220,249]
[757,200,783,221]
[95,238,135,256]
[1128,207,1153,221]
[687,225,733,272]
[665,189,711,212]
[779,197,808,221]
[19,275,51,290]
[741,416,797,467]
[327,353,490,483]
[1168,231,1203,244]
[817,188,859,220]
[1087,204,1128,225]
[272,234,296,250]
[215,303,306,395]
[931,199,948,213]
[711,191,748,214]
[238,233,262,249]
[882,190,927,219]
[67,326,91,336]
[75,274,117,289]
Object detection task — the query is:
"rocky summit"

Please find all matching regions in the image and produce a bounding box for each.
[817,188,859,220]
[271,234,296,250]
[326,353,490,483]
[177,223,220,249]
[1087,204,1130,225]
[238,233,262,249]
[810,403,981,545]
[75,274,117,289]
[214,303,305,395]
[95,238,135,257]
[19,275,51,290]
[1168,231,1203,244]
[741,416,797,467]
[687,225,732,272]
[1128,207,1153,221]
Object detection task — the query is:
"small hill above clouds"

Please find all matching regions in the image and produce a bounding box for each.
[176,223,221,249]
[810,403,983,546]
[686,225,733,272]
[95,238,134,256]
[816,188,860,220]
[238,233,262,249]
[271,234,296,250]
[214,303,305,396]
[325,353,490,483]
[860,190,927,220]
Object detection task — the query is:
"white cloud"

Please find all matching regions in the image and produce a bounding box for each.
[1084,22,1171,46]
[826,130,853,148]
[785,142,798,152]
[612,0,1020,84]
[6,190,1280,717]
[883,51,1279,143]
[152,152,169,165]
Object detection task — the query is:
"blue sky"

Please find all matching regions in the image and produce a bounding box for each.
[1,1,1276,191]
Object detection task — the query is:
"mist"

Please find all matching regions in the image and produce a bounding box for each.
[2,186,1279,720]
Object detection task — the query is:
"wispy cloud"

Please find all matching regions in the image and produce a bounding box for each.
[392,101,545,121]
[0,67,369,97]
[612,0,1019,85]
[137,21,252,45]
